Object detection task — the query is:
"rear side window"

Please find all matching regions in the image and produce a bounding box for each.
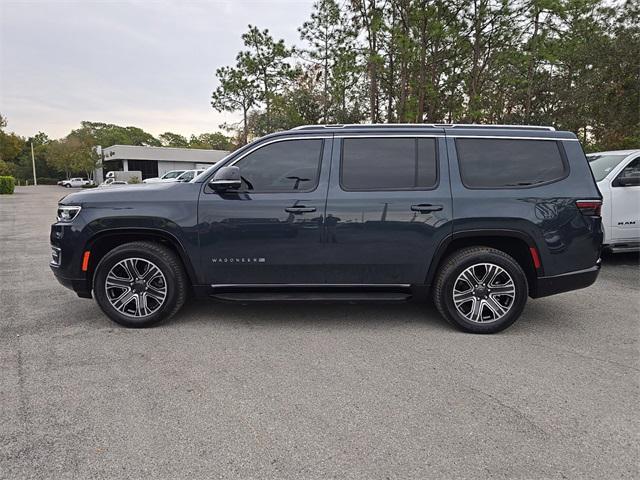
[341,138,437,190]
[456,138,567,188]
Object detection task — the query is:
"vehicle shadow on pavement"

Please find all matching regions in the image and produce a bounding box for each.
[600,251,640,267]
[173,298,454,332]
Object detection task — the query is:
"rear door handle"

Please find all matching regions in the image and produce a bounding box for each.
[411,204,443,213]
[285,206,317,214]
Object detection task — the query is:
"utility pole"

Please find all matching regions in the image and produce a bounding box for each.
[31,142,37,186]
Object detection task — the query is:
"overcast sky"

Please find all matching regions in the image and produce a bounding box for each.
[0,0,314,139]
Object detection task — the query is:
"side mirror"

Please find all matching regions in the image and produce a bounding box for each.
[209,166,241,190]
[614,176,640,187]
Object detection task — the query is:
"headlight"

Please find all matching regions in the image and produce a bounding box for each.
[56,205,81,222]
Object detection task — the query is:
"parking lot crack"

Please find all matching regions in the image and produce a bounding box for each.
[529,343,639,373]
[16,341,33,439]
[465,386,550,437]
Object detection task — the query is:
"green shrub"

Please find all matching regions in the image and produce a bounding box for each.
[0,160,14,177]
[37,177,62,185]
[81,184,97,189]
[0,176,16,194]
[128,176,141,184]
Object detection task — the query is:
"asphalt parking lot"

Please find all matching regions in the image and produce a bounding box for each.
[1,185,638,479]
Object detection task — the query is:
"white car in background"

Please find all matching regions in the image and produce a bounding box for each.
[587,149,640,253]
[142,170,186,183]
[98,179,129,188]
[59,177,93,188]
[163,169,206,183]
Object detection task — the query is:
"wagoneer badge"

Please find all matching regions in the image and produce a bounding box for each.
[212,257,266,263]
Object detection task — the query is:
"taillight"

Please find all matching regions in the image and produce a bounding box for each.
[576,200,602,217]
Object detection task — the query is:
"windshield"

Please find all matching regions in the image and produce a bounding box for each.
[587,154,628,181]
[176,171,194,181]
[162,170,185,179]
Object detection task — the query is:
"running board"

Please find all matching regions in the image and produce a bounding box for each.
[208,284,413,302]
[211,291,412,302]
[607,243,640,253]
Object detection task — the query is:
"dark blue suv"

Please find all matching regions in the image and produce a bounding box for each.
[50,124,603,333]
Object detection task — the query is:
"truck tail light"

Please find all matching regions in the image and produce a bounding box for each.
[575,200,602,217]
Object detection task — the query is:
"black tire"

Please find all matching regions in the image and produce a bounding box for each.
[433,247,528,334]
[93,241,188,328]
[65,184,71,188]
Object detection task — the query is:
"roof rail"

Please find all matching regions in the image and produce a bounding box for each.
[291,123,555,131]
[437,123,555,131]
[291,123,437,130]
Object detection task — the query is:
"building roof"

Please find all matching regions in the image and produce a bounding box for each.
[102,145,229,163]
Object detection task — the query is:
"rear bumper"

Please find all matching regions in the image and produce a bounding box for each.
[50,265,92,298]
[532,262,600,298]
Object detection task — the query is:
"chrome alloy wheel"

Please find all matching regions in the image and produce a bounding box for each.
[452,263,516,323]
[104,258,167,318]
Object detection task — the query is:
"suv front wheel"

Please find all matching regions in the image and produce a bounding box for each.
[93,241,188,327]
[433,247,528,333]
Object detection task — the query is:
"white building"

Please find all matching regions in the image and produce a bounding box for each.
[96,145,229,183]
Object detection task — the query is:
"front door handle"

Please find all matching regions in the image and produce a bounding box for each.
[411,204,443,213]
[285,206,317,214]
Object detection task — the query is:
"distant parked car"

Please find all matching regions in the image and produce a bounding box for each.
[162,169,206,183]
[60,178,92,188]
[587,149,640,252]
[143,170,186,184]
[98,179,129,188]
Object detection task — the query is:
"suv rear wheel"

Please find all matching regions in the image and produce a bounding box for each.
[433,247,528,333]
[93,241,188,327]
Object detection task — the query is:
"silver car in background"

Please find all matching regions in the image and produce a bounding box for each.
[143,170,186,183]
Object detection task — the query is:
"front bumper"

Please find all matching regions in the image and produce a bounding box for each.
[532,261,600,298]
[50,221,92,298]
[50,265,92,298]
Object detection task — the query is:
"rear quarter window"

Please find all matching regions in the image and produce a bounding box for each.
[455,138,567,188]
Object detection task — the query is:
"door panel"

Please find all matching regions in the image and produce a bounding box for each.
[611,157,640,241]
[198,136,332,284]
[323,135,453,284]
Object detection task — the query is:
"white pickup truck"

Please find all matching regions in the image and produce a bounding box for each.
[105,171,143,183]
[59,177,93,188]
[587,149,640,253]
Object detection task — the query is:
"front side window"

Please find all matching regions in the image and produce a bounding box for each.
[341,137,437,190]
[234,139,323,192]
[456,138,566,188]
[614,158,640,186]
